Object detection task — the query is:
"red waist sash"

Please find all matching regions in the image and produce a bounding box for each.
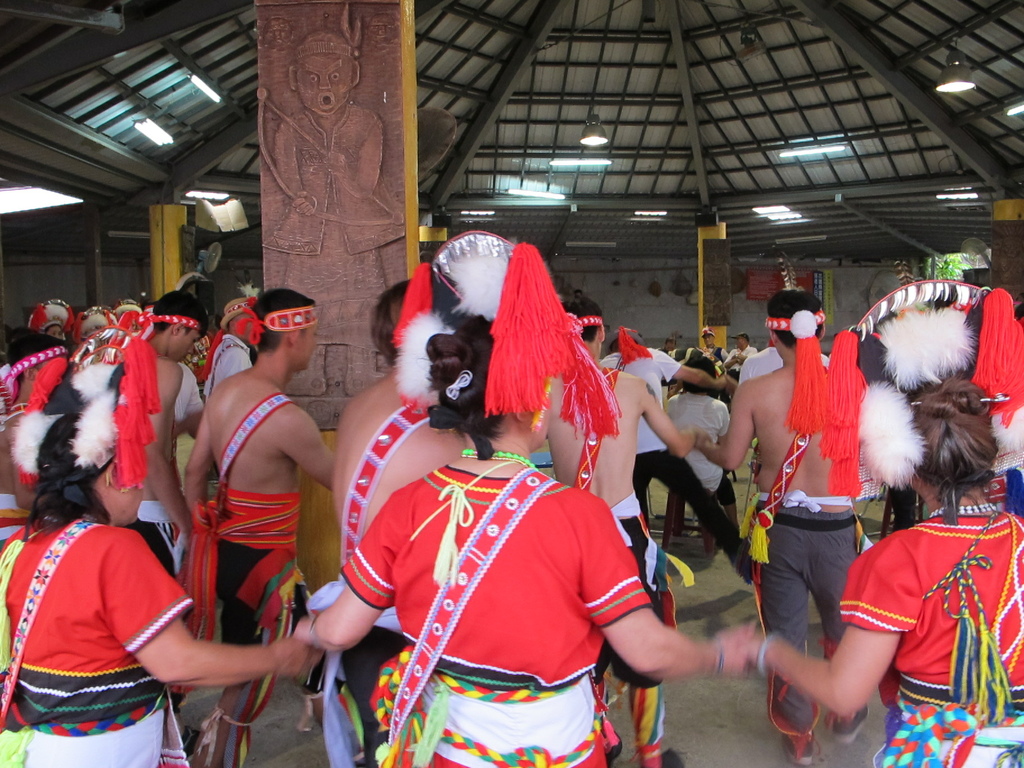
[185,489,301,641]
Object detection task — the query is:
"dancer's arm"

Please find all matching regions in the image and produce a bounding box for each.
[293,588,381,652]
[759,627,900,718]
[602,609,757,679]
[135,620,319,687]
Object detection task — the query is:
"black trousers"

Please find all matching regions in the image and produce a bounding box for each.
[341,626,407,767]
[633,449,741,558]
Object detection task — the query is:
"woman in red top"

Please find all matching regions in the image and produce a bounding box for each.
[753,283,1024,768]
[0,331,315,767]
[300,311,756,768]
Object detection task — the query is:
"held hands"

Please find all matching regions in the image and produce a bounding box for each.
[271,635,323,679]
[712,623,761,676]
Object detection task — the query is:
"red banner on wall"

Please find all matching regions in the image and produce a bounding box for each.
[746,267,821,301]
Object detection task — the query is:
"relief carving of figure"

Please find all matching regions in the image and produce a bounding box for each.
[260,11,402,258]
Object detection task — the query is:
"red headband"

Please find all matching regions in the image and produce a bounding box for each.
[139,312,201,340]
[578,315,603,327]
[765,310,826,335]
[236,305,317,347]
[3,346,68,403]
[265,305,317,331]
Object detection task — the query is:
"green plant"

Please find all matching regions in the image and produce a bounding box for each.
[929,253,970,280]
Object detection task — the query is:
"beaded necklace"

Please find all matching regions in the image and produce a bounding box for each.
[460,448,536,469]
[928,502,1001,519]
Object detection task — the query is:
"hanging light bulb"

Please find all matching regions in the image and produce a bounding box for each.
[936,47,976,93]
[580,112,609,146]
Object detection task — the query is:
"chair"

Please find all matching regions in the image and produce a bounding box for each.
[662,490,715,554]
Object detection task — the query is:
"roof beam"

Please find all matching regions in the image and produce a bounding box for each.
[415,0,457,25]
[0,0,251,99]
[835,196,942,257]
[544,209,574,261]
[131,113,257,205]
[1,96,165,180]
[787,0,1013,193]
[0,0,123,33]
[429,0,568,208]
[666,0,709,208]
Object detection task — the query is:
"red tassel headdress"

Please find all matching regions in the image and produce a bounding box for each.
[766,310,828,435]
[617,327,653,365]
[12,327,160,490]
[485,243,575,416]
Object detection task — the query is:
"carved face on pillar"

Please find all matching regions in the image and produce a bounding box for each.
[290,31,360,115]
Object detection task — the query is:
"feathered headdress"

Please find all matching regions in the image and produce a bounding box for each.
[394,231,512,407]
[28,299,73,336]
[73,306,115,344]
[14,326,160,490]
[822,281,1024,501]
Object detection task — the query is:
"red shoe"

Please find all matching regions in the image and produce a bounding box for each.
[781,733,816,766]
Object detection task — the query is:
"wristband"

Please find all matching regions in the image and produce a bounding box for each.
[308,615,325,650]
[757,633,778,676]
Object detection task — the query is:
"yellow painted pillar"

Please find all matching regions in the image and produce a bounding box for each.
[401,0,420,279]
[149,204,186,300]
[992,200,1024,300]
[697,221,728,346]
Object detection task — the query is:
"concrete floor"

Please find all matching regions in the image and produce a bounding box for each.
[181,463,892,768]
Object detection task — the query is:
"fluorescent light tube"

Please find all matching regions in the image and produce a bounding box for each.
[134,119,174,146]
[634,211,667,216]
[774,143,847,156]
[752,206,791,214]
[186,190,230,200]
[936,192,979,200]
[549,158,612,167]
[460,210,495,216]
[190,75,222,103]
[506,188,566,200]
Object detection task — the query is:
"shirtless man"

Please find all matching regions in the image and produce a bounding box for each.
[601,327,741,559]
[0,332,68,541]
[697,289,864,766]
[184,288,334,768]
[548,299,699,768]
[325,280,462,767]
[138,290,209,575]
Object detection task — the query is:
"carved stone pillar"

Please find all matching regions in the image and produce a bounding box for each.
[992,200,1024,300]
[257,0,416,429]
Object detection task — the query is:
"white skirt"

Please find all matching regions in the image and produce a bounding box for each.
[24,709,164,768]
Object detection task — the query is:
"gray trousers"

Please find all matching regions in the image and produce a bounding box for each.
[758,504,858,734]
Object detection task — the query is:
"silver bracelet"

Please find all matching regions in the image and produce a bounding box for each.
[308,615,325,650]
[714,639,725,674]
[757,633,778,676]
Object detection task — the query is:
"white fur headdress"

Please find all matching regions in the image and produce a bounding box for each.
[393,232,514,406]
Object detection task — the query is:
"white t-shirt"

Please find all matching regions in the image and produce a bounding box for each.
[738,346,830,384]
[206,333,252,397]
[667,393,730,490]
[175,363,203,425]
[725,345,758,370]
[600,349,681,454]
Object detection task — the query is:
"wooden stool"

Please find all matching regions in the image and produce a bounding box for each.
[662,490,715,555]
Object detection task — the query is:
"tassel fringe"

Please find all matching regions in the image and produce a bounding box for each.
[785,335,828,435]
[821,330,866,496]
